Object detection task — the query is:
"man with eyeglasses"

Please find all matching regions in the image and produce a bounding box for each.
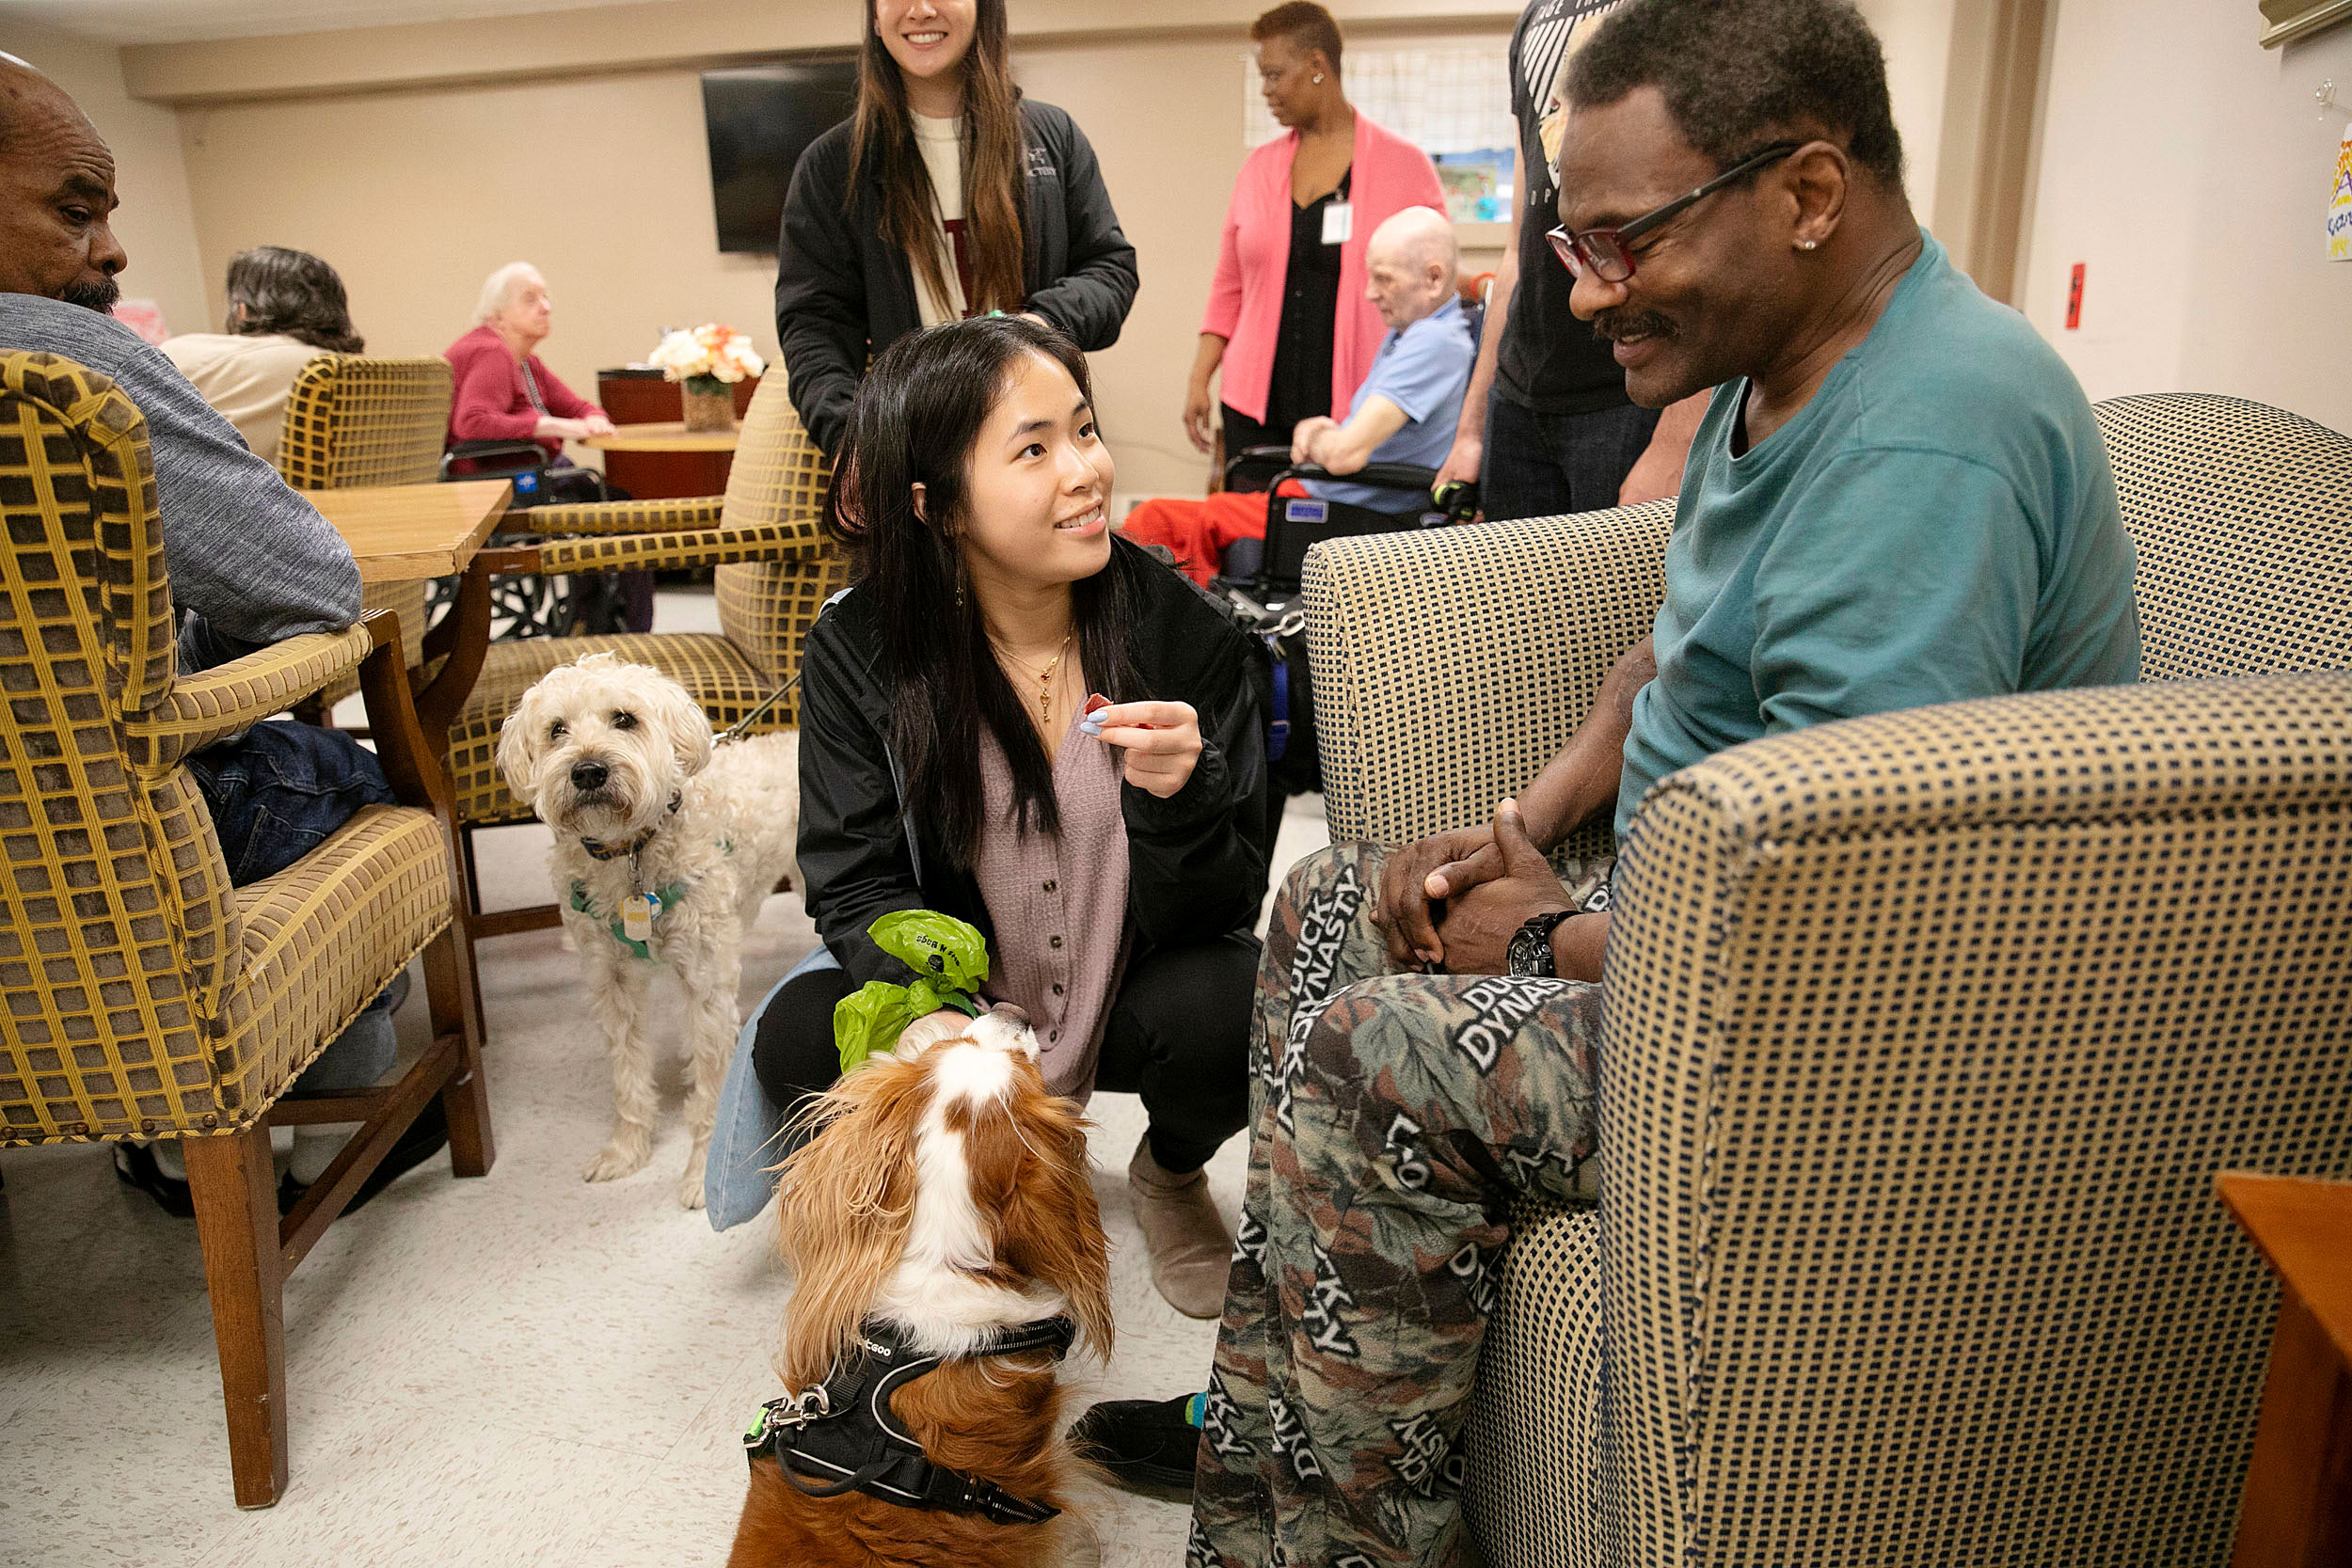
[1150,1,2141,1565]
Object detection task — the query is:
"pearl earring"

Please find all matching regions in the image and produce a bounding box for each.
[1800,239,1819,250]
[1312,72,1324,83]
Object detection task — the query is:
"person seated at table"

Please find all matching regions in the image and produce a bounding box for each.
[446,261,647,627]
[774,0,1137,460]
[162,245,363,465]
[1122,205,1473,586]
[443,261,614,481]
[0,54,447,1214]
[1074,2,2143,1558]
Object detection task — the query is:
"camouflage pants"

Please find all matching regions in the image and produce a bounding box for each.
[1190,841,1608,1568]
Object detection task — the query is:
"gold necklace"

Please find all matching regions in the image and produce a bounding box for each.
[993,627,1073,725]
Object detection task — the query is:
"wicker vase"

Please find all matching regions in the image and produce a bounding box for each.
[681,377,735,433]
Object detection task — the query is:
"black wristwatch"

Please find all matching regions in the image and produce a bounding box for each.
[1507,911,1577,977]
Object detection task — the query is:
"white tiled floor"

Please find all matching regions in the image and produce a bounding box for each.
[0,590,1329,1568]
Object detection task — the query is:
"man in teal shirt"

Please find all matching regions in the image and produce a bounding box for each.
[1386,22,2139,976]
[1070,3,2142,1562]
[1613,227,2141,842]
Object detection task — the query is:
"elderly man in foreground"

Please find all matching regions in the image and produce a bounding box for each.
[1073,0,2142,1563]
[0,54,447,1214]
[1122,204,1475,586]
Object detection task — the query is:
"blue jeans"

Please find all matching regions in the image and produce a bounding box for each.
[1483,393,1662,523]
[187,720,404,1088]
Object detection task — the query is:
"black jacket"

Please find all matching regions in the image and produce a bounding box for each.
[796,539,1272,989]
[775,100,1141,458]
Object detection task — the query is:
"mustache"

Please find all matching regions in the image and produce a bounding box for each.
[1591,308,1674,344]
[61,277,121,313]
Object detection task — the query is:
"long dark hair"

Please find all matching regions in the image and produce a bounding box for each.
[829,317,1138,867]
[225,245,364,353]
[847,0,1027,318]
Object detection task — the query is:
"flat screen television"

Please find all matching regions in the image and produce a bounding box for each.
[703,60,861,255]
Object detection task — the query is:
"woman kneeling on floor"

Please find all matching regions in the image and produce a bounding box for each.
[755,315,1272,1317]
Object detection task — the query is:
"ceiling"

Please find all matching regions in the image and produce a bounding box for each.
[2,0,649,45]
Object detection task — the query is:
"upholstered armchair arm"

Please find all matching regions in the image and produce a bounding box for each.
[1303,500,1675,853]
[512,495,725,536]
[125,622,375,776]
[527,518,830,577]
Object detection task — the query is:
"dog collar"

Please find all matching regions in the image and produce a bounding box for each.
[578,792,684,862]
[743,1315,1077,1527]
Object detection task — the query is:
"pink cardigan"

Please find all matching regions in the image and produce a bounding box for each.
[1201,112,1445,425]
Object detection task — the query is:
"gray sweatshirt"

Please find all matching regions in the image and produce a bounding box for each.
[0,293,360,667]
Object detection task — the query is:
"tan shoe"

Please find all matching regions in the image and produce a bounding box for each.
[1128,1135,1235,1319]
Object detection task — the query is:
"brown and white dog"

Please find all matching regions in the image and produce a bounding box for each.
[727,1010,1115,1568]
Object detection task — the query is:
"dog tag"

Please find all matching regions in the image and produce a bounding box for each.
[623,892,660,942]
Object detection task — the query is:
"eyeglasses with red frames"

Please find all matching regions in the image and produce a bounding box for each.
[1547,141,1804,283]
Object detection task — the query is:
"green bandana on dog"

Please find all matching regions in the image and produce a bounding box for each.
[832,911,992,1073]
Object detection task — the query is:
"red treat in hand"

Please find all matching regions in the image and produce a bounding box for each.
[1084,693,1112,717]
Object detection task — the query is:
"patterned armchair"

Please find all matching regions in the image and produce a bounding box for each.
[1300,394,2352,1565]
[0,352,495,1507]
[273,352,456,711]
[437,369,847,955]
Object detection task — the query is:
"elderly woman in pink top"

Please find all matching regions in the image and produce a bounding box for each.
[1183,2,1444,471]
[443,261,614,465]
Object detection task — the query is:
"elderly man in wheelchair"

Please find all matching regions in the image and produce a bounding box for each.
[1124,204,1477,592]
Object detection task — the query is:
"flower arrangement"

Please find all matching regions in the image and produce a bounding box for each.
[647,323,765,396]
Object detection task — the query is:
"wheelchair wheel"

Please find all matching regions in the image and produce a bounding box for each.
[423,569,620,641]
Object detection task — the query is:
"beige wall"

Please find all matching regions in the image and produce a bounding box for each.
[2016,0,2352,432]
[171,17,1512,499]
[1855,0,1957,218]
[1,17,210,340]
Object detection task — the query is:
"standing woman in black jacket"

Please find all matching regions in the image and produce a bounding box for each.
[775,0,1139,459]
[753,318,1269,1319]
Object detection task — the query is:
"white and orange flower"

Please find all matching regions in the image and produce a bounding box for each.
[647,323,766,390]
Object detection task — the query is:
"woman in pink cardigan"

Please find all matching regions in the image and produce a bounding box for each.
[1183,3,1444,474]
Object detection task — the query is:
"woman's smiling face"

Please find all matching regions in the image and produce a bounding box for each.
[944,351,1116,593]
[875,0,977,87]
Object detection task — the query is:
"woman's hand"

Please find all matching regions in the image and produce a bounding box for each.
[581,411,617,438]
[1184,379,1217,455]
[1087,700,1202,798]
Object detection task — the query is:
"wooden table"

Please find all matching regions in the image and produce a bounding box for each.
[310,479,512,753]
[2218,1171,2352,1568]
[584,421,741,454]
[311,478,513,584]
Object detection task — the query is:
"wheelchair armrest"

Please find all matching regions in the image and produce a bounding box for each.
[1226,443,1438,500]
[1222,445,1300,489]
[441,438,548,479]
[1283,461,1440,496]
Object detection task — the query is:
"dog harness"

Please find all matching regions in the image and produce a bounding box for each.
[566,879,687,961]
[741,1315,1077,1526]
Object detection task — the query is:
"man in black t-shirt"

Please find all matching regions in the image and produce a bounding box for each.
[1436,0,1705,519]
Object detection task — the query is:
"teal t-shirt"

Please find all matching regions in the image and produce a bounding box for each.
[1614,231,2141,840]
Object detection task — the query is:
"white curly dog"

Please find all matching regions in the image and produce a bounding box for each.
[498,652,800,1208]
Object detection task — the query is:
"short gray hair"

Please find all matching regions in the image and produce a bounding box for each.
[473,261,543,326]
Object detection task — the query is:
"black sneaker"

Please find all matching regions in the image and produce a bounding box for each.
[1068,1393,1202,1497]
[279,1098,450,1218]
